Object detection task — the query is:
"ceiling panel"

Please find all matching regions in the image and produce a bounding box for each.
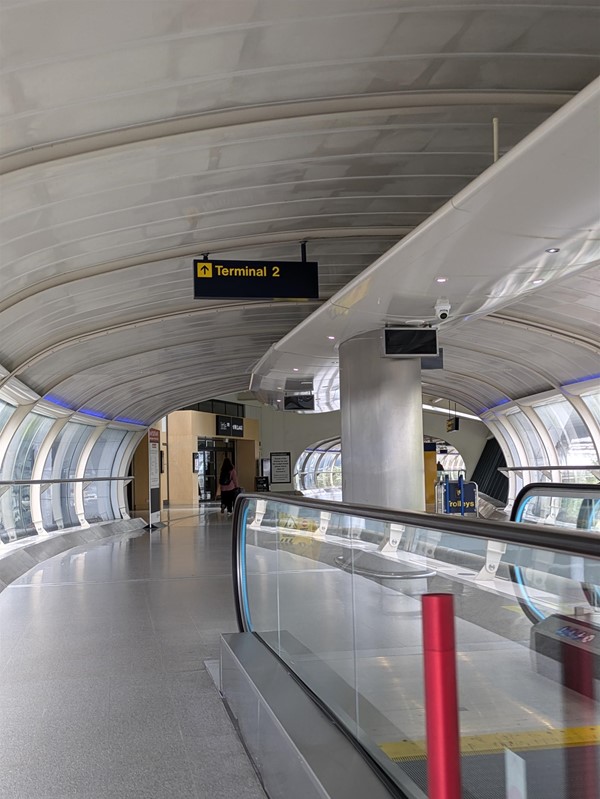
[0,0,598,424]
[2,2,598,153]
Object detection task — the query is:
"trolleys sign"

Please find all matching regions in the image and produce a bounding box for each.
[193,259,319,300]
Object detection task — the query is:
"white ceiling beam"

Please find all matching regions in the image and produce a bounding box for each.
[0,91,572,175]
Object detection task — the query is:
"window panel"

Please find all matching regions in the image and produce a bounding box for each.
[581,388,600,429]
[293,439,342,499]
[84,428,127,523]
[506,409,548,466]
[533,396,597,466]
[0,399,16,437]
[40,422,94,532]
[0,412,54,541]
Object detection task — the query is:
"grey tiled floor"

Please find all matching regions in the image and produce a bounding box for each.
[0,507,267,799]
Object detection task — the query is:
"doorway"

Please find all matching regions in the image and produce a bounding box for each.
[195,438,235,502]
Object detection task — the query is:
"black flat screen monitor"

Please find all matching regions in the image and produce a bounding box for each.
[284,394,315,411]
[384,328,438,357]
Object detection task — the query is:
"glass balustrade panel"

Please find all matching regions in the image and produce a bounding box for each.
[238,496,600,799]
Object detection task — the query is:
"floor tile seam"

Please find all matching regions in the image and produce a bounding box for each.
[166,666,225,799]
[176,713,262,797]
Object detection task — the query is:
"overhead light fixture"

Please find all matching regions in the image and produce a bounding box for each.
[422,403,480,421]
[436,277,448,283]
[545,247,560,253]
[328,336,335,340]
[293,368,299,372]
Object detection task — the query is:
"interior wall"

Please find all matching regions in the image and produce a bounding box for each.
[245,406,341,491]
[247,404,489,489]
[166,410,259,506]
[166,411,194,505]
[156,403,488,504]
[424,446,438,507]
[235,438,260,492]
[160,426,168,505]
[422,413,489,480]
[132,434,149,513]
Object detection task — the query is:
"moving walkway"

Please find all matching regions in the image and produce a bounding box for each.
[222,490,600,798]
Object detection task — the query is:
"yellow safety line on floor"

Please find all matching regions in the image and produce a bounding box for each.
[380,725,600,761]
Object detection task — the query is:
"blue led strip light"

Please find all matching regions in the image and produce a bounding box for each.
[514,500,527,523]
[514,565,546,621]
[239,503,253,632]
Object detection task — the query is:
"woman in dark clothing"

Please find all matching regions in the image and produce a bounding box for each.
[219,457,239,514]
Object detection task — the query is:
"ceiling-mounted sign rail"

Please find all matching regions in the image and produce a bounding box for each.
[193,258,319,300]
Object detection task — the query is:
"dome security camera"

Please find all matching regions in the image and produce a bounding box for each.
[434,298,451,321]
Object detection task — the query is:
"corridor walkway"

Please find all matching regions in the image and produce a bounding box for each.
[0,508,266,799]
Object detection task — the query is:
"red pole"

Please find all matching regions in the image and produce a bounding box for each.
[422,593,462,799]
[562,639,598,799]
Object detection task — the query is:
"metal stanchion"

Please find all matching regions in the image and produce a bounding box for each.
[422,593,462,799]
[562,638,598,799]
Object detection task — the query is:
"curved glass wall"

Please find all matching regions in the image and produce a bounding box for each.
[0,412,55,541]
[295,435,466,501]
[110,431,136,519]
[488,417,521,469]
[0,399,16,436]
[84,428,128,523]
[294,382,600,512]
[0,397,142,543]
[486,384,600,495]
[426,436,465,478]
[506,408,549,467]
[581,388,600,428]
[293,437,341,499]
[532,395,598,479]
[40,422,94,532]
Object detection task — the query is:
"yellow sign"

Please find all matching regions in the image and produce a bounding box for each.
[196,262,213,278]
[193,258,319,299]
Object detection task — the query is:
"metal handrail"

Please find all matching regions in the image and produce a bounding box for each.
[232,491,600,633]
[500,465,600,472]
[511,482,600,518]
[0,477,133,485]
[234,491,600,557]
[231,491,600,799]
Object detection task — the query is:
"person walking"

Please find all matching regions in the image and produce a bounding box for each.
[219,457,239,515]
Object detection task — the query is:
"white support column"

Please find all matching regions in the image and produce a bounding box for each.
[49,422,81,529]
[30,416,70,534]
[0,404,36,541]
[483,417,519,504]
[0,403,35,470]
[113,430,144,519]
[565,394,600,465]
[340,330,425,511]
[521,405,556,468]
[496,413,531,501]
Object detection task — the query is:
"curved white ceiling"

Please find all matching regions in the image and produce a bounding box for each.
[1,1,599,425]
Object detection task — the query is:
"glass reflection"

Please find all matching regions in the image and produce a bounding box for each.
[237,495,600,799]
[0,412,54,541]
